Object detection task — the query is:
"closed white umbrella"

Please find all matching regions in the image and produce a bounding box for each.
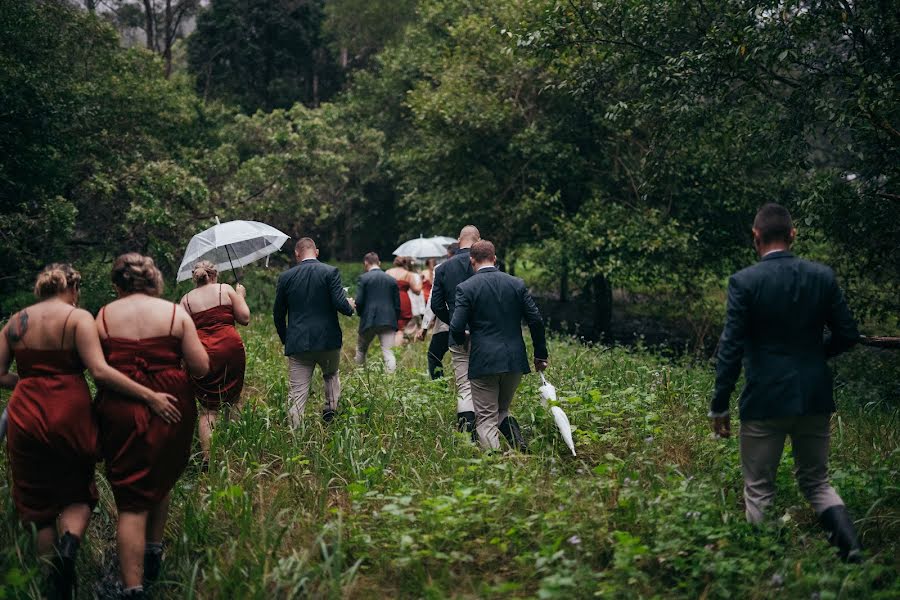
[539,374,576,456]
[393,235,450,259]
[176,219,289,282]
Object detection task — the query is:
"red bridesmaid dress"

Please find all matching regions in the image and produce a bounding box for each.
[95,305,197,512]
[185,284,246,410]
[396,279,413,330]
[423,278,433,303]
[6,309,99,525]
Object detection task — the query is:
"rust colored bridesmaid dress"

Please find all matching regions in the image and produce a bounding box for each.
[95,305,196,512]
[6,310,99,525]
[185,284,246,410]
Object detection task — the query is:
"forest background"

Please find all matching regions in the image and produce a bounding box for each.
[1,0,898,340]
[1,2,900,598]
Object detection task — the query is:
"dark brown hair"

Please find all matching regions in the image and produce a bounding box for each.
[111,253,164,296]
[470,240,496,263]
[753,203,794,245]
[363,252,380,265]
[34,263,81,300]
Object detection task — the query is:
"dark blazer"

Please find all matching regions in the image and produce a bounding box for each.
[450,267,548,380]
[273,259,354,355]
[430,247,473,326]
[712,251,859,420]
[355,267,401,333]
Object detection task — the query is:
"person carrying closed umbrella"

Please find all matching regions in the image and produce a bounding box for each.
[450,240,549,451]
[273,238,355,424]
[355,252,401,373]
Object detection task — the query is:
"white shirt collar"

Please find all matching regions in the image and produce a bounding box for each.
[477,265,495,271]
[763,248,788,257]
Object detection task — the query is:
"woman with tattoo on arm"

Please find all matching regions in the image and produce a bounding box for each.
[94,254,208,598]
[0,263,183,599]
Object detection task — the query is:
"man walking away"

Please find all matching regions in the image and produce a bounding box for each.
[355,252,401,374]
[450,240,549,451]
[273,238,355,425]
[421,243,458,378]
[710,203,862,561]
[431,226,480,435]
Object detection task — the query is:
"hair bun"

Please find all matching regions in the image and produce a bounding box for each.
[33,263,81,300]
[111,253,164,296]
[191,260,217,286]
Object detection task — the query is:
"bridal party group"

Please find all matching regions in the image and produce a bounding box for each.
[0,225,549,598]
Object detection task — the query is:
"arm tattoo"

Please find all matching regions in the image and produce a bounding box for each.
[6,311,28,343]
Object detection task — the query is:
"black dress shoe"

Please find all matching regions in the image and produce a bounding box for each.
[819,505,863,563]
[322,409,336,423]
[143,546,163,586]
[456,411,477,443]
[499,416,527,452]
[49,532,79,600]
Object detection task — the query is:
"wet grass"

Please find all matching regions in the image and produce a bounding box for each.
[1,303,899,598]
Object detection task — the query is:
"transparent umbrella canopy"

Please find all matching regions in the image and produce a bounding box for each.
[393,235,456,259]
[176,219,289,282]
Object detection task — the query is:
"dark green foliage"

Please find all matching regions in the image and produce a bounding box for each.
[187,0,343,112]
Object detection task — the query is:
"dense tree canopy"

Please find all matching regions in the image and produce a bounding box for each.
[1,0,897,325]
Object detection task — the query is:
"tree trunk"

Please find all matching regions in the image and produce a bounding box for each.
[142,0,155,51]
[559,257,569,303]
[341,47,348,69]
[163,0,173,77]
[592,274,612,337]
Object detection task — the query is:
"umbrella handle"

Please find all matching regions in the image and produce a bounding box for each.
[223,243,240,283]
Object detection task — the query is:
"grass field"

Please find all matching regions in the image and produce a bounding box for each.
[1,266,899,599]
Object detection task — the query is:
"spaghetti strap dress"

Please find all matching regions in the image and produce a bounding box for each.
[95,304,197,512]
[6,310,99,525]
[185,284,246,410]
[396,279,413,330]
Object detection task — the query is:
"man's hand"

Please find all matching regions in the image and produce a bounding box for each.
[710,414,731,438]
[534,358,549,372]
[416,329,427,342]
[347,297,357,311]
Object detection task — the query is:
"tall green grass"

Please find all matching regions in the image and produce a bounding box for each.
[1,271,898,598]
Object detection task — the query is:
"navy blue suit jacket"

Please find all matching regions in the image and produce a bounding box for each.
[430,247,473,325]
[712,251,859,420]
[355,267,401,333]
[273,259,354,355]
[450,267,548,380]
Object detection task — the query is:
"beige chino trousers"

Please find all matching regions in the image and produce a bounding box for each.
[470,372,523,450]
[740,414,844,524]
[287,350,341,426]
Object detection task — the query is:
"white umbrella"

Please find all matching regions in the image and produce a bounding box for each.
[539,374,576,456]
[393,235,452,259]
[430,235,457,245]
[176,219,289,282]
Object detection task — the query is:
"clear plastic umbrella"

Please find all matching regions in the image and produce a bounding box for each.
[393,235,453,259]
[176,219,289,282]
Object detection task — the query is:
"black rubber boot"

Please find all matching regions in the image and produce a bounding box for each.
[120,587,147,599]
[819,505,863,563]
[499,416,527,452]
[49,532,79,600]
[143,545,163,586]
[456,411,476,441]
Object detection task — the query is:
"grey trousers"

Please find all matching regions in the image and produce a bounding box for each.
[449,344,474,414]
[470,372,523,450]
[288,350,341,426]
[355,327,397,373]
[740,414,844,524]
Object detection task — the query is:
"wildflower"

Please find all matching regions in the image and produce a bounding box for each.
[567,535,581,546]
